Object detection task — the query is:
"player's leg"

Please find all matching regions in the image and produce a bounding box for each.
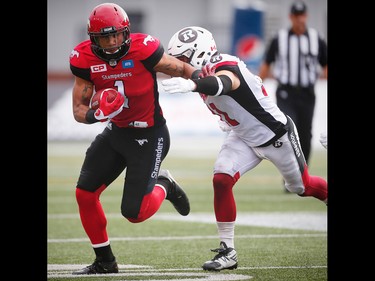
[203,132,261,271]
[266,116,327,203]
[296,89,316,164]
[158,169,190,216]
[120,124,189,222]
[119,124,169,222]
[73,130,126,274]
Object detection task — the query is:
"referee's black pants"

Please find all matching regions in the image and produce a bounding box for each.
[275,84,315,164]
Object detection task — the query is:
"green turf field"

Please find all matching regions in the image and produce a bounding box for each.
[48,140,327,281]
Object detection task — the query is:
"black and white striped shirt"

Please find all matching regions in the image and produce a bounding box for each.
[264,27,327,88]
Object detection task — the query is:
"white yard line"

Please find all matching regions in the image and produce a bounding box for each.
[48,211,327,232]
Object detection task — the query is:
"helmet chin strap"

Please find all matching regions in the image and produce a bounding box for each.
[104,48,120,55]
[102,47,121,66]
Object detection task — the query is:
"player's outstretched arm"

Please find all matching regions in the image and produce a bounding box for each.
[154,53,196,79]
[162,69,237,96]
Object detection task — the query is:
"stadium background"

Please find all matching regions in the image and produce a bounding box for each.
[47,0,327,149]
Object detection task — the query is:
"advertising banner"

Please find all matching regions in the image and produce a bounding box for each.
[231,7,264,74]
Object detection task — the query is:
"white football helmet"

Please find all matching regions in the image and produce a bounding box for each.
[167,26,217,68]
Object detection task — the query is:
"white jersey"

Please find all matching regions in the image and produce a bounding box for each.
[201,54,307,194]
[202,54,287,147]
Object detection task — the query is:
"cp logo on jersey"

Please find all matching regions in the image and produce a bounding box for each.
[91,64,107,73]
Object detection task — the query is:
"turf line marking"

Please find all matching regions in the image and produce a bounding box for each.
[48,272,252,280]
[47,264,327,279]
[48,233,326,243]
[48,211,327,231]
[48,265,252,279]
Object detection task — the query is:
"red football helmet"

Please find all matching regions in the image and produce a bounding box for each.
[87,3,131,65]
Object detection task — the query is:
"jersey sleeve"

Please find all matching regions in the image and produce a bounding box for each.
[69,40,92,82]
[142,44,164,71]
[131,33,164,71]
[318,36,328,67]
[70,64,91,81]
[263,36,278,64]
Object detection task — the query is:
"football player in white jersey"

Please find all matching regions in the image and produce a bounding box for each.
[162,26,327,271]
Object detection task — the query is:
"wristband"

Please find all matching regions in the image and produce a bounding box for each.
[85,109,100,124]
[191,69,202,79]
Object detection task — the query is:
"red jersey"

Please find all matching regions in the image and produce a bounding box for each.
[69,33,166,128]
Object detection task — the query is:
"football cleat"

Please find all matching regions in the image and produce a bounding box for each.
[202,241,238,271]
[72,258,118,275]
[158,169,190,216]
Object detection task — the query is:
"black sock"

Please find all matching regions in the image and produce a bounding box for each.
[94,245,115,262]
[157,178,171,193]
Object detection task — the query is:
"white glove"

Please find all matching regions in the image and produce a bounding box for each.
[162,77,196,94]
[319,131,327,149]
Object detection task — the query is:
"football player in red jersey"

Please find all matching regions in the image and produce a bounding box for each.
[69,3,198,275]
[163,26,327,271]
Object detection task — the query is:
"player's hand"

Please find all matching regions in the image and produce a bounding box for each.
[94,91,125,121]
[162,77,196,94]
[319,131,327,149]
[201,64,216,78]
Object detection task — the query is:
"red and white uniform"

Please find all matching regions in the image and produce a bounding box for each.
[203,54,287,147]
[203,54,307,194]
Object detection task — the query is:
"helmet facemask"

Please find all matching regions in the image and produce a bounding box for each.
[90,27,131,66]
[173,48,196,65]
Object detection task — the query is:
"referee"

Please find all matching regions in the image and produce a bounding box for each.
[258,0,328,166]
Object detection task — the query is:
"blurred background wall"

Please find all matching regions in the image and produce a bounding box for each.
[47,0,327,149]
[48,0,327,75]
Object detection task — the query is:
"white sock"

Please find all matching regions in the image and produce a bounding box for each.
[217,221,235,248]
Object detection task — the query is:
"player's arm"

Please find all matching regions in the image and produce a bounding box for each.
[72,76,94,124]
[258,63,272,80]
[258,37,277,80]
[162,69,240,96]
[321,65,327,79]
[214,70,240,91]
[154,53,197,79]
[72,76,125,124]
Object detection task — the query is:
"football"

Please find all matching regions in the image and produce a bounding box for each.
[90,88,118,110]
